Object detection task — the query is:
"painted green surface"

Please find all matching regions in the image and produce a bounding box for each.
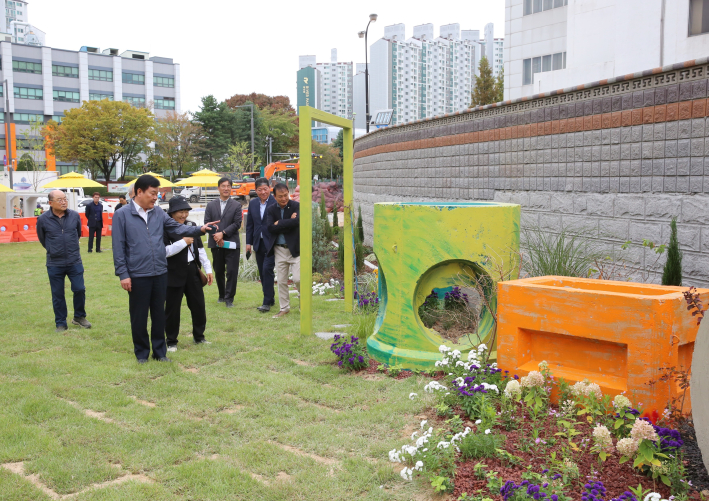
[367,202,521,369]
[299,106,354,336]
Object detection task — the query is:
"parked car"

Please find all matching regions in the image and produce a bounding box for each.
[178,186,220,203]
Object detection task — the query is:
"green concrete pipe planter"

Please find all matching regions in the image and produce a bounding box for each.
[367,202,520,370]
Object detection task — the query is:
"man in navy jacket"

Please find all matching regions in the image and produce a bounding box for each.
[84,192,103,253]
[36,190,92,332]
[266,183,300,318]
[112,175,218,363]
[245,177,277,312]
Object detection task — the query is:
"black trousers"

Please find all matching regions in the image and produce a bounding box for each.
[255,239,275,306]
[128,273,168,360]
[88,226,102,251]
[211,247,239,301]
[165,262,206,346]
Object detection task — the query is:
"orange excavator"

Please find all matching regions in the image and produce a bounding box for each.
[231,159,302,200]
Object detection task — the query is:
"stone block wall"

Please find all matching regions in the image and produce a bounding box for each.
[353,58,709,286]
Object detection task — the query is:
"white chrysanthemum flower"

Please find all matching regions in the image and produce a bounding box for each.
[411,431,418,440]
[409,392,417,400]
[414,460,424,471]
[455,377,465,386]
[504,380,522,398]
[400,467,413,481]
[616,437,640,457]
[439,345,451,353]
[478,343,488,352]
[420,420,427,430]
[631,419,659,442]
[475,419,482,425]
[388,449,401,462]
[451,349,461,359]
[436,441,451,449]
[643,493,663,501]
[484,429,491,435]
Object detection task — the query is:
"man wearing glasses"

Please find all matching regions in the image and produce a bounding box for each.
[36,189,92,332]
[245,178,277,312]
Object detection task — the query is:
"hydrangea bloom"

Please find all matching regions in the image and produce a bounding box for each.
[616,437,639,457]
[592,424,613,450]
[613,394,632,409]
[631,418,659,442]
[571,380,602,399]
[538,360,549,371]
[520,371,545,388]
[504,379,522,398]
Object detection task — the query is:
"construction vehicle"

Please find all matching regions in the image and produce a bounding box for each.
[230,158,307,200]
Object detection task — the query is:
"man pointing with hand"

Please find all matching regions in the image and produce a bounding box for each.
[112,175,219,363]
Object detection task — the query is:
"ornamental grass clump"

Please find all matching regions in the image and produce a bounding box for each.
[330,334,368,371]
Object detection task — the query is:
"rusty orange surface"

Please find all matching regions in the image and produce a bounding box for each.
[496,276,707,414]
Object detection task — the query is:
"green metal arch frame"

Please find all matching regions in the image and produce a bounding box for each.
[298,106,354,335]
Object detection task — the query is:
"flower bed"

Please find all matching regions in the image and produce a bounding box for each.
[386,345,704,501]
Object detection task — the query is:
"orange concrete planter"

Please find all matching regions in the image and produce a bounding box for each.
[497,276,707,414]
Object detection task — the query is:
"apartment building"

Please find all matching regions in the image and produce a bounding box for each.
[504,0,709,100]
[1,42,180,174]
[370,23,496,126]
[482,23,504,76]
[2,0,45,46]
[296,49,353,121]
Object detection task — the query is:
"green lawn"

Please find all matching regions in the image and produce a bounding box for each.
[0,241,431,501]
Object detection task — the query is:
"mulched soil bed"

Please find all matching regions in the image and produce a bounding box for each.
[680,419,709,493]
[451,407,702,501]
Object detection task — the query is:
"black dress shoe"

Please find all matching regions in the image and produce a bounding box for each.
[137,359,148,364]
[257,304,271,312]
[218,297,225,303]
[88,250,93,253]
[156,357,172,362]
[96,250,103,253]
[225,300,234,308]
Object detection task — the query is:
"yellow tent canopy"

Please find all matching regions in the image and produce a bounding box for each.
[42,172,105,189]
[174,176,220,187]
[0,183,15,192]
[124,173,175,188]
[190,169,221,177]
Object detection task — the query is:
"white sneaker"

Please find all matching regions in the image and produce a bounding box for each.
[167,345,177,353]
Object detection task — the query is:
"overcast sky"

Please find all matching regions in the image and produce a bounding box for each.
[32,0,505,115]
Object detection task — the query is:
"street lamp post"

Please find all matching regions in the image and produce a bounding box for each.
[3,79,13,188]
[233,104,255,171]
[359,13,377,133]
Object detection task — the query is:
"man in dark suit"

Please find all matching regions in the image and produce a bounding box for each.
[245,178,277,312]
[204,177,242,308]
[85,192,103,253]
[265,183,299,318]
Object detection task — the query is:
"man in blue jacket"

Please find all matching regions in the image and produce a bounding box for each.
[112,175,219,363]
[36,189,92,332]
[245,178,277,312]
[84,192,103,253]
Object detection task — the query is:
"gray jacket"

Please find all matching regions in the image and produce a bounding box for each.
[112,201,204,280]
[36,209,82,267]
[204,197,242,248]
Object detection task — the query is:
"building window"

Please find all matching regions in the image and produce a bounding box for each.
[14,86,43,100]
[12,60,41,73]
[53,90,80,102]
[14,113,43,123]
[123,96,145,107]
[153,76,174,88]
[51,115,63,124]
[0,138,5,149]
[52,64,78,78]
[89,69,113,81]
[122,73,145,85]
[689,0,709,35]
[89,93,113,101]
[524,0,567,15]
[523,52,566,85]
[0,112,4,123]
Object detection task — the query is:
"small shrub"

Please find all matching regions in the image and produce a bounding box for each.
[332,203,339,235]
[357,205,365,243]
[330,334,368,370]
[312,205,332,273]
[459,431,505,460]
[662,217,682,286]
[347,312,376,342]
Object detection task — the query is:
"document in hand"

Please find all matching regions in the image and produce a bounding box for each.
[221,241,239,250]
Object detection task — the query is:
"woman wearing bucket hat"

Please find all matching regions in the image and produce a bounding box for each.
[164,196,213,352]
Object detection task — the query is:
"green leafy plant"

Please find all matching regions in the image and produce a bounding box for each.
[628,483,652,500]
[430,475,451,493]
[555,419,583,451]
[495,448,522,466]
[459,431,505,460]
[332,203,339,235]
[662,217,682,286]
[387,364,404,378]
[522,226,605,278]
[435,402,453,418]
[357,205,364,243]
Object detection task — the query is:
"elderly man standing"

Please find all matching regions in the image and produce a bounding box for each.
[112,175,218,363]
[245,178,277,312]
[204,177,242,308]
[36,190,92,332]
[266,183,300,318]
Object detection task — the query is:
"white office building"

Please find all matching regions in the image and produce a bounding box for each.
[296,49,353,121]
[504,0,709,101]
[370,23,499,126]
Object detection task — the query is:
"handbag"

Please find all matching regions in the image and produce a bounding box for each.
[188,245,208,287]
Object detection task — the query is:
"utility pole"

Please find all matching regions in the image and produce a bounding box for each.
[4,79,13,189]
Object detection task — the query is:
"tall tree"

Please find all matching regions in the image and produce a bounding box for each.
[495,67,504,103]
[332,129,344,160]
[661,218,683,286]
[310,140,342,178]
[191,95,237,170]
[154,111,203,180]
[226,93,295,113]
[227,141,258,173]
[44,100,154,182]
[471,56,501,107]
[260,107,298,160]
